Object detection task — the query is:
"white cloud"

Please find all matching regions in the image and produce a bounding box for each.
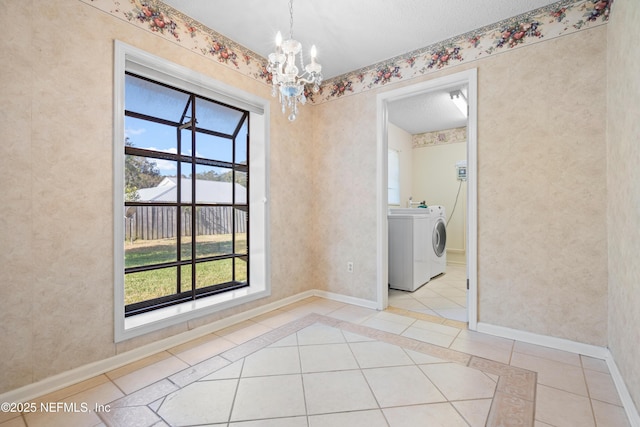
[155,159,177,173]
[148,147,178,174]
[125,127,146,138]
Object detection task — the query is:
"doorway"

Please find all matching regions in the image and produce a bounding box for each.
[376,69,478,330]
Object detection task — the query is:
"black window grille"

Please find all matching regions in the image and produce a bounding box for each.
[123,73,249,316]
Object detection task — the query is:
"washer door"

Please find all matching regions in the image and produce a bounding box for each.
[432,218,446,257]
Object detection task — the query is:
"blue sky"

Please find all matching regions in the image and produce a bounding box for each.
[125,75,247,176]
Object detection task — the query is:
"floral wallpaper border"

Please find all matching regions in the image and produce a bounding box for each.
[413,127,467,149]
[80,0,611,104]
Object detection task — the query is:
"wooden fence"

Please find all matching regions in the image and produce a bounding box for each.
[125,206,246,241]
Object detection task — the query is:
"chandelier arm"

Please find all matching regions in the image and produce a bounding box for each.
[296,77,317,85]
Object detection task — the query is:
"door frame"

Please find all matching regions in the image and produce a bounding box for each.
[375,68,478,330]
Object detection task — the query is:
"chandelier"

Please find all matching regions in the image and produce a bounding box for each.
[268,0,322,121]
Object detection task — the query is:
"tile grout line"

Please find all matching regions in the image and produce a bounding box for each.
[33,311,534,427]
[318,315,536,426]
[341,329,390,425]
[225,359,245,425]
[295,330,311,427]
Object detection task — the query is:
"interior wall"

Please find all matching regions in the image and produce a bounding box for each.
[310,90,379,300]
[387,123,413,207]
[0,0,315,394]
[477,26,608,346]
[606,0,640,409]
[411,141,467,259]
[311,26,608,345]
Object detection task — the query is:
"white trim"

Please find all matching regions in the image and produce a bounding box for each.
[466,70,478,331]
[476,321,609,359]
[375,68,478,329]
[312,290,379,310]
[605,353,640,427]
[113,41,271,342]
[477,321,639,426]
[376,94,390,311]
[447,248,466,254]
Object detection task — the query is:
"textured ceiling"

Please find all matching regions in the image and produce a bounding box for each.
[161,0,559,133]
[162,0,559,79]
[388,87,469,135]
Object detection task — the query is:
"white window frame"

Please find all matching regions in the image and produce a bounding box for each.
[113,41,270,342]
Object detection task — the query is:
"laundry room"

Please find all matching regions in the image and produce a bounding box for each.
[386,86,468,321]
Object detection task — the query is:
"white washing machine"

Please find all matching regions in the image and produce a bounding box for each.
[427,205,447,278]
[388,211,432,291]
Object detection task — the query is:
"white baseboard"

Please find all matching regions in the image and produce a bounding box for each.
[476,322,609,359]
[477,322,639,426]
[605,352,640,427]
[0,290,316,405]
[313,289,379,310]
[447,248,466,254]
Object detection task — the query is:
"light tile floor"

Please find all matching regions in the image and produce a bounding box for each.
[389,263,468,322]
[0,297,631,427]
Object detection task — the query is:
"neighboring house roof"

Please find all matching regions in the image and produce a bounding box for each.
[136,177,247,203]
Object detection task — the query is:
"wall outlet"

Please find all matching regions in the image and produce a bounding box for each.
[347,262,354,273]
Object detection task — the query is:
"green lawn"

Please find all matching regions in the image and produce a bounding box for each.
[124,235,247,305]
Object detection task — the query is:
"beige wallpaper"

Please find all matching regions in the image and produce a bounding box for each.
[310,90,379,301]
[0,0,315,393]
[606,0,640,409]
[309,27,608,346]
[477,26,608,346]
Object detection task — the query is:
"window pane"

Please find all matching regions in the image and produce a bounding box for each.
[125,116,178,155]
[196,132,233,163]
[235,258,247,283]
[235,171,247,204]
[196,207,234,258]
[235,119,248,165]
[196,259,233,289]
[121,68,252,317]
[180,264,192,293]
[124,155,168,202]
[192,165,233,204]
[125,267,176,305]
[124,207,178,268]
[126,74,191,122]
[180,128,193,157]
[195,96,245,135]
[180,207,193,260]
[235,209,247,255]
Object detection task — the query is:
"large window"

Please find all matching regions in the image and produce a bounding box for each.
[114,41,269,342]
[124,74,250,316]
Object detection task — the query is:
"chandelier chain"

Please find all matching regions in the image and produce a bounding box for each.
[288,0,294,39]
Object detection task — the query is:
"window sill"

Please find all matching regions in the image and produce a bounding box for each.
[118,284,269,342]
